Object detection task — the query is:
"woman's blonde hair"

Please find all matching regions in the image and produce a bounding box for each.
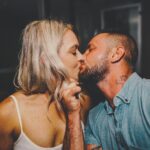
[15,19,73,106]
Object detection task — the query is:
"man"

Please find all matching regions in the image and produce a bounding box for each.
[62,31,150,150]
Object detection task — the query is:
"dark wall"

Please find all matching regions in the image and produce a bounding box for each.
[0,0,150,100]
[0,0,39,99]
[141,0,150,78]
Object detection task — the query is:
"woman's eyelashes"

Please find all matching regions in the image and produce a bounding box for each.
[70,45,79,56]
[72,51,77,56]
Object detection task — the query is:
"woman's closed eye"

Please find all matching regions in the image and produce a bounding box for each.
[70,45,79,56]
[71,50,77,56]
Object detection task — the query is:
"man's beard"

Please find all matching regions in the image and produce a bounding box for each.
[79,58,109,85]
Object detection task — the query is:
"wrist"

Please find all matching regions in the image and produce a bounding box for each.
[67,108,80,116]
[67,109,81,122]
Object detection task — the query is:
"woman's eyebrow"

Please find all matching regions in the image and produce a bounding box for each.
[70,44,79,50]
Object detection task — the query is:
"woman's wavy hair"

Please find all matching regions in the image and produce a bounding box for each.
[14,19,73,107]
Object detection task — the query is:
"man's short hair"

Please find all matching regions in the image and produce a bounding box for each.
[100,29,138,70]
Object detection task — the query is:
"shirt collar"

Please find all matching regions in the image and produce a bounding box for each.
[104,100,114,114]
[104,72,141,114]
[115,72,141,104]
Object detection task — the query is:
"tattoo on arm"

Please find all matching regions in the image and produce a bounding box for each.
[63,127,70,150]
[63,114,84,150]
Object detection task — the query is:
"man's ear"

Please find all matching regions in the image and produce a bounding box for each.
[110,46,125,63]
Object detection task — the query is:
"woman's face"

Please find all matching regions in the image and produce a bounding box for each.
[59,30,84,81]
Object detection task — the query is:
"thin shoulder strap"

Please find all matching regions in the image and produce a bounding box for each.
[10,95,23,131]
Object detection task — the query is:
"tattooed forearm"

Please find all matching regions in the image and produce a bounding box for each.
[63,127,70,150]
[63,112,84,150]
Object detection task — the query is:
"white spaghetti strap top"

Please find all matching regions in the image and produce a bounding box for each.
[10,95,23,131]
[10,95,62,150]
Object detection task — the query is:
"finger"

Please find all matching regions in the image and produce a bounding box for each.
[62,81,77,90]
[69,86,81,97]
[63,86,81,98]
[69,78,79,85]
[64,96,80,110]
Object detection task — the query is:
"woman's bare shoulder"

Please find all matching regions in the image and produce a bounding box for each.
[0,96,15,117]
[0,93,22,149]
[0,92,22,131]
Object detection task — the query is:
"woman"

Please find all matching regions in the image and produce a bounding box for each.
[0,19,90,150]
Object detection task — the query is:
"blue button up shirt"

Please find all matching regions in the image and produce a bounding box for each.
[85,73,150,150]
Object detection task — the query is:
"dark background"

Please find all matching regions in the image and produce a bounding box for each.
[0,0,150,100]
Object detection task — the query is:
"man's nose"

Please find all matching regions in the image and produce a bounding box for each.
[82,51,88,62]
[78,52,85,63]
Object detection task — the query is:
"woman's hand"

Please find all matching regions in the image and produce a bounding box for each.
[61,79,82,113]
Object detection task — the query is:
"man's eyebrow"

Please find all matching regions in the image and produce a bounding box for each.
[87,44,92,49]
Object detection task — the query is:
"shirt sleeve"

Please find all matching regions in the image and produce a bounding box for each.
[84,112,101,146]
[141,80,150,122]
